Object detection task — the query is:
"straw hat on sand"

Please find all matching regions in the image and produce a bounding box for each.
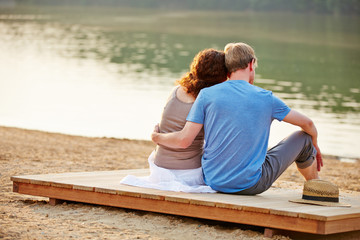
[290,179,351,207]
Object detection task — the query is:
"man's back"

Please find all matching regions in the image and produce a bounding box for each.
[187,80,290,192]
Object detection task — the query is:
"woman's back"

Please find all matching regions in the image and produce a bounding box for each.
[154,86,204,169]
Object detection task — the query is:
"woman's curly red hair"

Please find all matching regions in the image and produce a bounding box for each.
[176,48,227,98]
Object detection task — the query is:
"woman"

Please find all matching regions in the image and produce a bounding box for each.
[121,48,227,192]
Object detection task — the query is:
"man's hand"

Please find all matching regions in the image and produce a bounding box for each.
[314,144,323,171]
[151,124,160,144]
[154,124,160,133]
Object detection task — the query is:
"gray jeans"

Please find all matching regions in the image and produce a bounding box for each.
[235,131,316,195]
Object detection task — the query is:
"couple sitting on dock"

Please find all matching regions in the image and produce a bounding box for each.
[121,42,323,195]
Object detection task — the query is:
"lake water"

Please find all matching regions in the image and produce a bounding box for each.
[0,6,359,159]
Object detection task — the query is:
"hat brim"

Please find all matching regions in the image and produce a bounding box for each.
[289,199,351,207]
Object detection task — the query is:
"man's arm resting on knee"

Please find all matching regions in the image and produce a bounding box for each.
[283,110,323,171]
[151,121,203,149]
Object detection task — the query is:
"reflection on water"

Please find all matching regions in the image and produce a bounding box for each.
[0,7,359,158]
[257,79,360,114]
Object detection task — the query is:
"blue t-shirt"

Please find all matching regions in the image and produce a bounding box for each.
[186,80,291,193]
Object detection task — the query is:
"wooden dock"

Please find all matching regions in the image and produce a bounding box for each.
[11,169,360,236]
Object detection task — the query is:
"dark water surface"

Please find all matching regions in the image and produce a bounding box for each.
[0,6,359,158]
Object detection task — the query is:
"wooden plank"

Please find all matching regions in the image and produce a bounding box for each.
[10,169,149,185]
[11,169,360,236]
[95,187,117,195]
[72,185,94,191]
[291,195,360,221]
[10,176,31,183]
[12,170,360,218]
[322,217,360,235]
[28,179,51,186]
[163,191,283,212]
[117,185,166,200]
[270,203,323,219]
[13,181,325,234]
[299,208,360,221]
[11,169,149,192]
[50,182,73,189]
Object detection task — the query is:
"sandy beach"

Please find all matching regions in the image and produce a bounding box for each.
[0,126,359,240]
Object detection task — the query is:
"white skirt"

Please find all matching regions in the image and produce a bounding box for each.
[120,151,216,193]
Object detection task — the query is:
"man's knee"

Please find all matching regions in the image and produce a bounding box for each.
[294,131,316,169]
[292,130,311,142]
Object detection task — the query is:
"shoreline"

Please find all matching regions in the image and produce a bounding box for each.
[2,124,359,161]
[1,125,359,239]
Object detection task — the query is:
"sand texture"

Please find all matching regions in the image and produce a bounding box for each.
[1,126,359,240]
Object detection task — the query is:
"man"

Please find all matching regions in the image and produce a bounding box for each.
[152,42,323,194]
